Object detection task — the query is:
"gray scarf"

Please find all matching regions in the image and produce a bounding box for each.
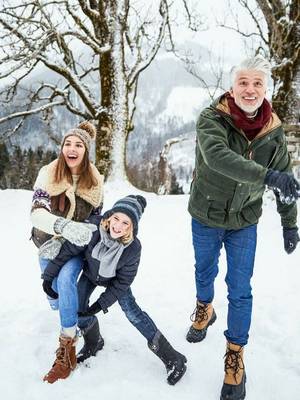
[91,226,129,278]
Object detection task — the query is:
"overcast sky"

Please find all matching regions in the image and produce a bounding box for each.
[173,0,264,64]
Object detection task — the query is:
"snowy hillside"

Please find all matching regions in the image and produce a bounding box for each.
[0,186,299,400]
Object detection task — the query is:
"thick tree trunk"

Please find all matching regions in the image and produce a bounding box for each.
[271,21,300,124]
[109,7,129,182]
[94,0,129,181]
[95,51,114,177]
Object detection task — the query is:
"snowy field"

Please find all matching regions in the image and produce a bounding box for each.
[0,185,299,400]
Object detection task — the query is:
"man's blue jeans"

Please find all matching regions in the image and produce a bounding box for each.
[39,256,83,328]
[192,218,257,346]
[77,274,158,341]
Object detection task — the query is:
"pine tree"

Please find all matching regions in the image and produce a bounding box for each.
[0,142,10,188]
[7,146,23,188]
[26,147,36,189]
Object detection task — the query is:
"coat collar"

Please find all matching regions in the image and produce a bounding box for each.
[214,94,282,138]
[44,160,104,209]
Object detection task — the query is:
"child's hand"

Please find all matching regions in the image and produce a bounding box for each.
[78,301,102,316]
[42,279,58,299]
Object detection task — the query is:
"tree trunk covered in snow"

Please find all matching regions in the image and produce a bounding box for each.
[94,1,129,179]
[0,0,169,180]
[256,0,300,124]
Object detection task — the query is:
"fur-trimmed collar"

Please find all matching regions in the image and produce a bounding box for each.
[36,160,104,218]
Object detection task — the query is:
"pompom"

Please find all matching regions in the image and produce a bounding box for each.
[136,195,147,211]
[77,121,96,140]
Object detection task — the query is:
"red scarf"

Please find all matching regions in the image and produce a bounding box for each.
[225,92,272,141]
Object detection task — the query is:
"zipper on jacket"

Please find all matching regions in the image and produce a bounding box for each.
[266,146,280,168]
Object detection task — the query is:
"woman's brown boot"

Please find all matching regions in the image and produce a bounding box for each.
[43,334,77,384]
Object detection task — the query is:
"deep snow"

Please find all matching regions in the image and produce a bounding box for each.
[0,185,299,400]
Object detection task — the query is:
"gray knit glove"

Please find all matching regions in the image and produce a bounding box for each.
[39,237,65,260]
[53,217,97,246]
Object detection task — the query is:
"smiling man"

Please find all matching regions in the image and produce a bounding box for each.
[187,55,299,400]
[231,69,266,114]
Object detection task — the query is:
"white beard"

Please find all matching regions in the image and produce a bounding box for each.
[237,98,264,114]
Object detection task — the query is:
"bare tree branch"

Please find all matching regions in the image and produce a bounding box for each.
[217,0,268,46]
[127,0,168,88]
[0,0,201,180]
[0,100,65,124]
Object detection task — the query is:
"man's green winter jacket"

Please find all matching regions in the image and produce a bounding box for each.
[188,95,297,229]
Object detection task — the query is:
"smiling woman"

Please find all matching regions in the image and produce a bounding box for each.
[62,136,86,174]
[29,120,104,383]
[53,121,99,191]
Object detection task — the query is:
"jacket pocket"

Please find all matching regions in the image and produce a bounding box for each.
[198,193,210,219]
[241,205,261,225]
[207,198,228,225]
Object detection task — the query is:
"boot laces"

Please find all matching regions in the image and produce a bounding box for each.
[224,347,244,383]
[190,303,209,323]
[55,339,73,367]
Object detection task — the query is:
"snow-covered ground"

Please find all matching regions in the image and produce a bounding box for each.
[0,186,299,400]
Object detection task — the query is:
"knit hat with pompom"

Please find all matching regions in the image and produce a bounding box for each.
[62,121,96,152]
[103,195,147,236]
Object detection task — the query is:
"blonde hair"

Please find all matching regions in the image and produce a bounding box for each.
[101,215,133,244]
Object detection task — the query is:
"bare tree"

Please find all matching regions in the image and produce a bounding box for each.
[0,0,176,180]
[181,50,226,101]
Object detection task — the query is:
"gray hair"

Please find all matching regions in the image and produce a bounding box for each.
[231,55,271,85]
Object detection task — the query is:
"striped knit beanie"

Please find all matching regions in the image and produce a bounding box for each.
[110,195,147,236]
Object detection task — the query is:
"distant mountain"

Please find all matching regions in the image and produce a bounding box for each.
[127,45,225,192]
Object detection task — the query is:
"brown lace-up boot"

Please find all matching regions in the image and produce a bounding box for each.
[220,342,246,400]
[43,335,77,384]
[186,301,216,343]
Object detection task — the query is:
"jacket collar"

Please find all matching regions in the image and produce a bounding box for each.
[45,160,103,208]
[213,94,282,138]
